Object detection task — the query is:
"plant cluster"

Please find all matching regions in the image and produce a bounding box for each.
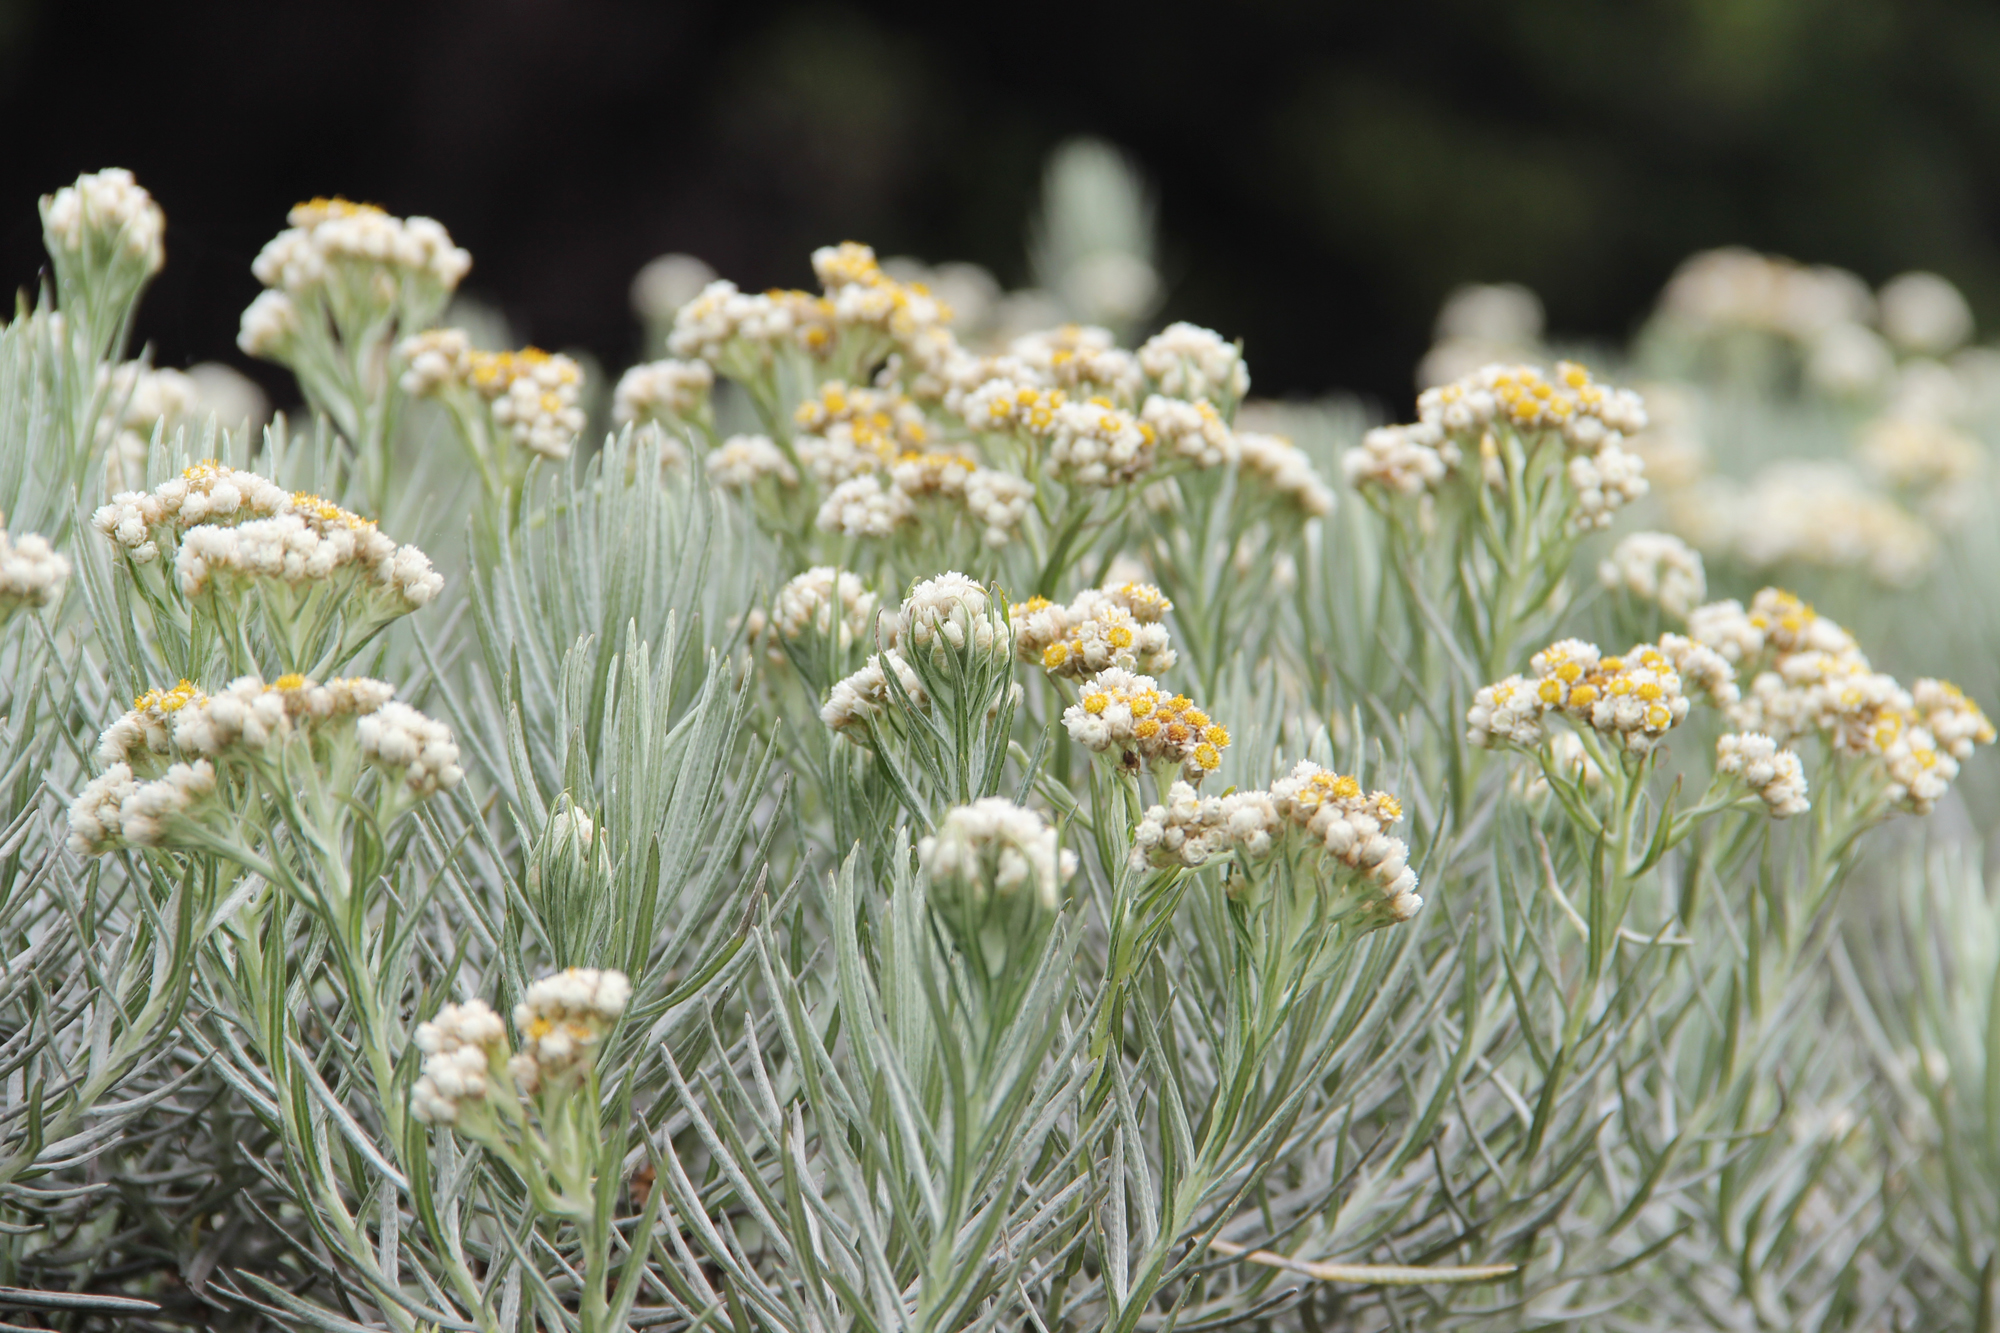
[1,158,1997,1333]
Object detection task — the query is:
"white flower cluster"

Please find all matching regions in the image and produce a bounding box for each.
[1343,422,1457,497]
[1669,461,1937,586]
[395,334,589,461]
[1598,531,1707,619]
[787,379,1036,546]
[668,279,826,367]
[918,798,1077,913]
[71,674,460,854]
[177,504,442,611]
[1348,362,1649,528]
[480,350,587,461]
[1012,582,1176,678]
[772,566,880,649]
[884,451,975,500]
[510,968,631,1090]
[410,999,507,1125]
[817,474,913,537]
[1129,767,1421,922]
[1715,733,1810,818]
[959,376,1068,434]
[94,461,290,558]
[1268,761,1422,921]
[1418,361,1648,449]
[240,199,467,360]
[795,380,929,459]
[1913,678,1998,761]
[813,242,953,343]
[612,358,714,426]
[1142,395,1236,468]
[96,677,353,769]
[954,348,1333,514]
[665,243,952,384]
[897,572,1012,665]
[1045,397,1156,487]
[66,760,217,854]
[409,970,631,1127]
[1237,432,1336,516]
[250,197,469,302]
[820,651,928,736]
[658,240,1329,551]
[0,519,71,614]
[358,702,465,795]
[1659,248,1872,342]
[396,327,473,396]
[1690,588,1994,813]
[1010,325,1144,402]
[960,467,1035,546]
[1469,636,1712,756]
[95,467,441,611]
[237,289,301,359]
[1130,781,1280,869]
[41,168,165,275]
[707,434,798,491]
[1061,667,1229,781]
[1136,322,1249,406]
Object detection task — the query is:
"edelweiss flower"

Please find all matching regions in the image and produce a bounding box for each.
[1062,667,1229,781]
[1137,322,1248,406]
[919,798,1076,913]
[773,567,880,650]
[0,518,71,615]
[41,168,165,274]
[1716,733,1810,818]
[1599,532,1707,619]
[613,358,714,426]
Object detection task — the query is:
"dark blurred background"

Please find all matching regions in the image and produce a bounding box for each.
[5,0,2000,409]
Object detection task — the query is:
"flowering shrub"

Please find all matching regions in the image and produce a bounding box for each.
[1,163,1996,1333]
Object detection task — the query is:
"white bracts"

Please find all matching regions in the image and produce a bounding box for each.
[1600,532,1706,619]
[410,1000,508,1125]
[1716,733,1811,818]
[0,522,71,612]
[817,475,913,537]
[357,702,464,795]
[511,968,631,1086]
[773,567,880,650]
[613,358,714,425]
[41,168,165,273]
[898,572,1011,664]
[1138,322,1249,405]
[66,760,216,855]
[707,435,798,490]
[919,798,1076,913]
